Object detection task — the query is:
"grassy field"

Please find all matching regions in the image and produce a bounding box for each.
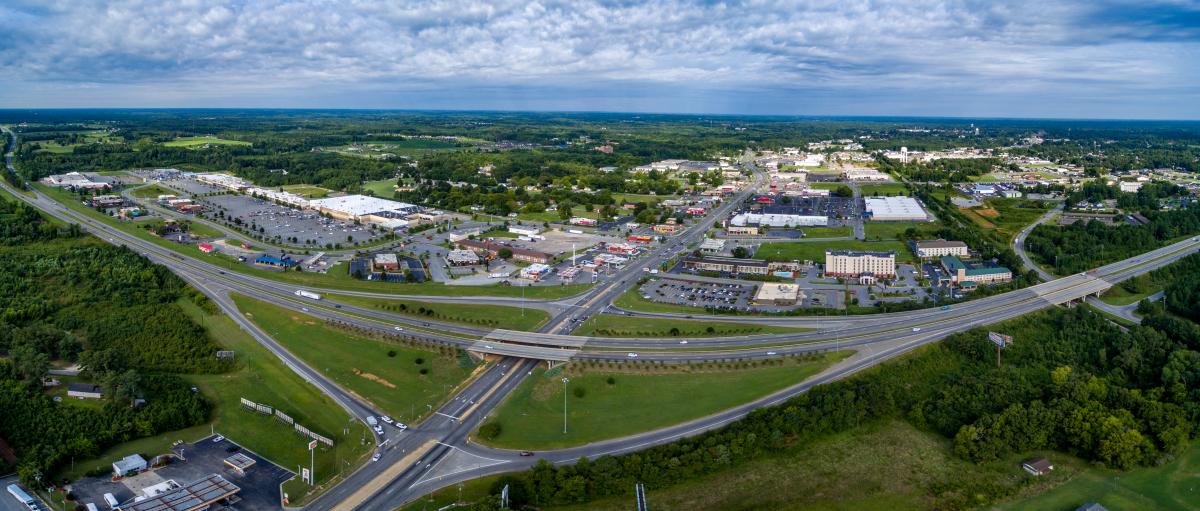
[398,474,506,511]
[129,184,178,198]
[163,136,251,148]
[966,198,1055,243]
[360,178,398,198]
[991,441,1200,511]
[1099,285,1159,306]
[328,293,550,331]
[571,314,810,337]
[519,209,597,223]
[858,183,910,196]
[757,240,915,263]
[800,225,853,238]
[280,184,332,198]
[863,221,937,240]
[64,299,372,504]
[550,420,1081,511]
[479,352,848,449]
[231,294,477,423]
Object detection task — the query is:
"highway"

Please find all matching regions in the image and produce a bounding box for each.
[7,126,1200,510]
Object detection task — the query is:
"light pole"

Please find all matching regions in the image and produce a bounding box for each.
[561,377,570,434]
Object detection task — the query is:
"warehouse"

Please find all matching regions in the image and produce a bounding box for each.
[729,213,828,227]
[864,196,927,221]
[308,195,419,227]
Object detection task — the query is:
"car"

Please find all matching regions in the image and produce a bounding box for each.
[627,352,638,358]
[374,425,384,435]
[334,304,342,309]
[212,435,225,443]
[766,351,777,356]
[519,451,535,457]
[394,326,404,331]
[396,423,408,430]
[371,452,382,462]
[679,340,688,344]
[302,307,309,312]
[380,416,394,424]
[484,345,494,349]
[912,327,921,332]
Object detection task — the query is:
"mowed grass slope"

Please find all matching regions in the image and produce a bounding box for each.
[571,314,810,337]
[163,135,251,147]
[231,294,476,422]
[480,352,848,450]
[329,293,550,331]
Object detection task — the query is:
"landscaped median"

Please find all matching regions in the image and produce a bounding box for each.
[328,293,550,331]
[475,352,850,450]
[571,313,811,337]
[230,293,479,424]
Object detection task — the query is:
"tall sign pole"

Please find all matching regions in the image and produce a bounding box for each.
[562,377,570,434]
[988,332,1013,368]
[308,439,318,486]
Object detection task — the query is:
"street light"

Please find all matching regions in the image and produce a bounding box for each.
[561,377,570,434]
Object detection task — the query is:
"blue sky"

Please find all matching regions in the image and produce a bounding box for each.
[1,0,1198,119]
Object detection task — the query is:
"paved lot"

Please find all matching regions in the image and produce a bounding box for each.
[69,435,292,511]
[639,278,763,312]
[197,194,385,247]
[0,476,49,511]
[758,196,861,219]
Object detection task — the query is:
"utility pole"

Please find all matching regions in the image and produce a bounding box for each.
[562,377,570,434]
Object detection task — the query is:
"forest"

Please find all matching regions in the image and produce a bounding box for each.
[0,196,225,486]
[1025,204,1200,274]
[477,306,1200,510]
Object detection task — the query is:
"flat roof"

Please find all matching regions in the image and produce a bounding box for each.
[915,239,967,249]
[309,195,418,217]
[864,196,926,218]
[755,283,801,301]
[223,453,255,471]
[122,474,239,511]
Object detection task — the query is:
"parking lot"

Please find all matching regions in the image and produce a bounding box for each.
[759,196,861,219]
[198,194,386,247]
[638,278,759,312]
[69,435,292,511]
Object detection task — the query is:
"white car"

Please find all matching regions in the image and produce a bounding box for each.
[374,425,384,435]
[371,452,382,462]
[394,326,403,331]
[396,423,408,430]
[212,435,225,443]
[380,416,394,424]
[679,340,688,344]
[766,351,777,356]
[912,327,921,332]
[627,352,638,358]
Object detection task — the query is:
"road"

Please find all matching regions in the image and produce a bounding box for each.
[1012,202,1062,282]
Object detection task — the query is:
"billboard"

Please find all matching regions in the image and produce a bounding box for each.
[988,332,1013,348]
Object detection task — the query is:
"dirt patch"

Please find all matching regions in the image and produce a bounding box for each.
[353,368,396,388]
[960,208,996,229]
[973,206,1000,218]
[529,377,558,402]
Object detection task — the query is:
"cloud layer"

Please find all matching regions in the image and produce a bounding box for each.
[1,0,1198,118]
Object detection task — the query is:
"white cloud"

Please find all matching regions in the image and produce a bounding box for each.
[0,0,1196,117]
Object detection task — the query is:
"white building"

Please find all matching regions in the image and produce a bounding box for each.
[844,168,890,181]
[915,239,970,259]
[520,263,552,280]
[825,250,896,278]
[864,196,927,221]
[729,213,828,227]
[508,225,542,237]
[1119,181,1144,193]
[755,283,803,306]
[195,173,251,191]
[700,238,726,254]
[308,195,417,229]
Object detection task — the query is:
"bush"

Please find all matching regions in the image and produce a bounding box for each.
[414,357,424,365]
[572,387,586,398]
[418,368,429,375]
[478,421,502,440]
[606,376,616,385]
[387,350,397,358]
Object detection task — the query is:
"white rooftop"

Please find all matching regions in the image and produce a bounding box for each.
[309,195,418,217]
[864,196,926,220]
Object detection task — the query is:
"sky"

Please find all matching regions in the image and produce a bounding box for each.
[0,0,1198,119]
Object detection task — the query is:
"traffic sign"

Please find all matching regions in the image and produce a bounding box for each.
[308,440,318,450]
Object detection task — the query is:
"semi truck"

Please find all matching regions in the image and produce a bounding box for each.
[294,290,322,300]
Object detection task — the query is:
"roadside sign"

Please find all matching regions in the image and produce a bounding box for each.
[988,331,1013,348]
[308,440,318,450]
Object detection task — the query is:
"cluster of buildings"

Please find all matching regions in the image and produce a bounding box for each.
[454,239,553,264]
[682,256,806,277]
[633,159,727,174]
[729,212,829,228]
[912,239,1013,288]
[155,194,204,213]
[41,171,120,190]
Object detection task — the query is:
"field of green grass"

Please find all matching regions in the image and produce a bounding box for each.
[163,136,251,148]
[800,225,853,238]
[571,314,810,337]
[231,294,476,423]
[329,293,549,331]
[863,221,937,240]
[65,299,372,504]
[360,178,398,198]
[757,240,915,263]
[519,209,597,223]
[991,441,1200,511]
[129,184,177,198]
[968,198,1055,243]
[1099,285,1159,306]
[280,184,332,198]
[858,183,910,196]
[479,352,848,450]
[550,420,1082,511]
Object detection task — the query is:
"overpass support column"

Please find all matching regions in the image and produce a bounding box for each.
[546,360,564,370]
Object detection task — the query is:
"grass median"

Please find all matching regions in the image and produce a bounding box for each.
[571,313,810,337]
[231,293,478,423]
[328,293,549,331]
[477,352,849,450]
